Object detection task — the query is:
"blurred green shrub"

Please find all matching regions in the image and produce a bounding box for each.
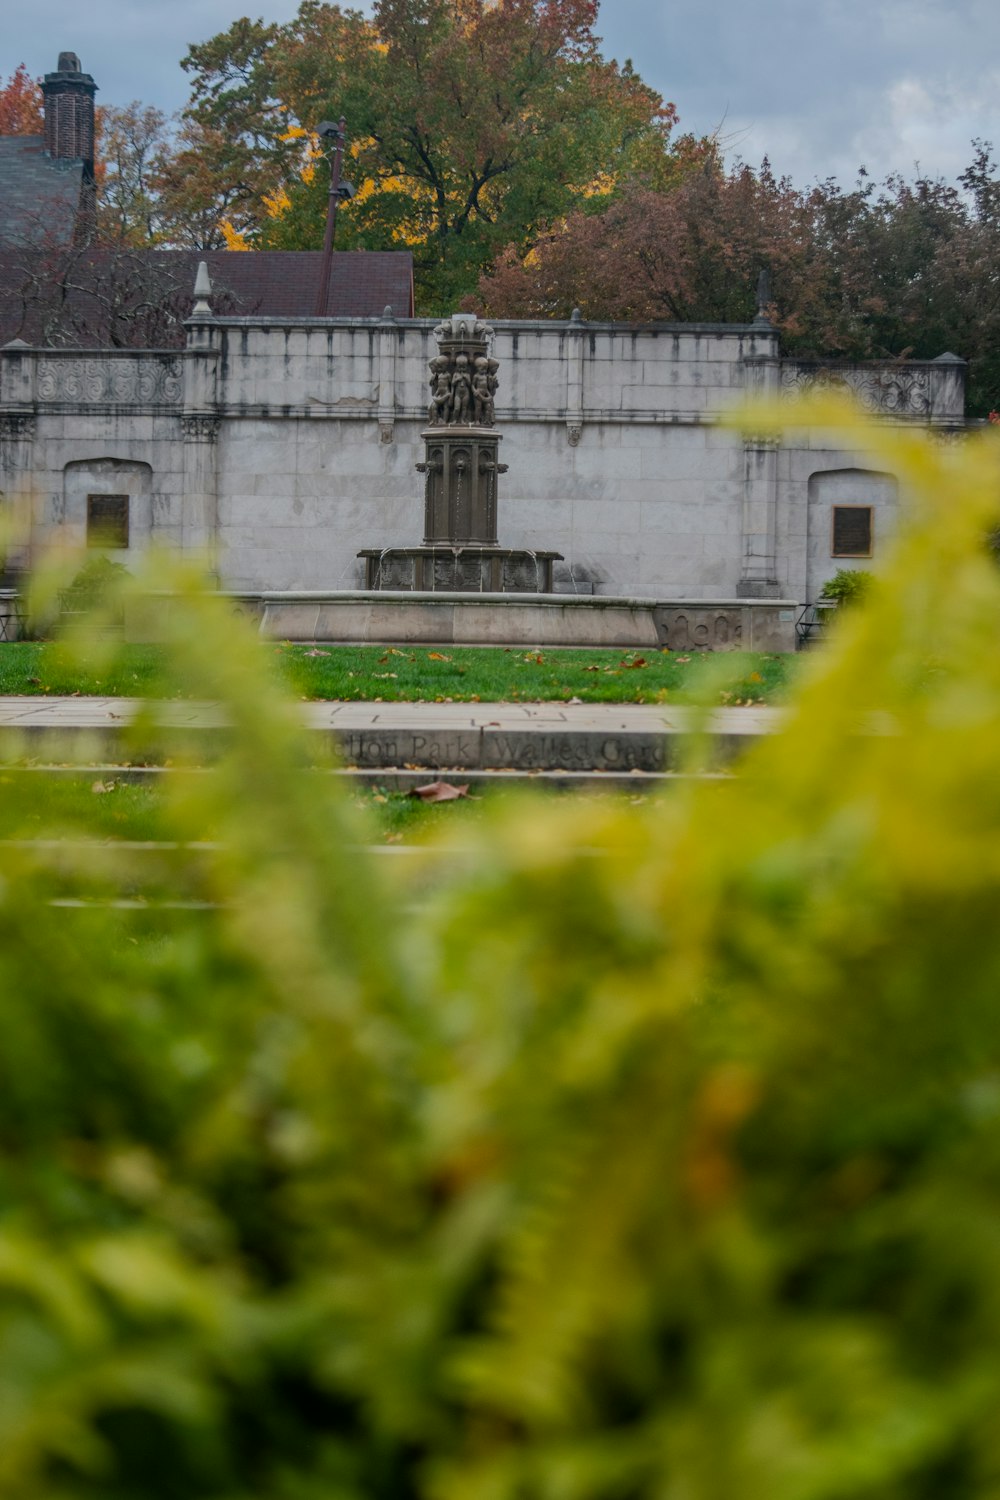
[821,564,875,606]
[59,555,131,612]
[819,566,875,606]
[2,403,1000,1500]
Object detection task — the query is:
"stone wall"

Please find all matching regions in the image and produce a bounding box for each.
[0,314,967,606]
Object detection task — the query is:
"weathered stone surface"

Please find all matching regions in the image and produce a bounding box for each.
[0,319,966,609]
[229,592,798,650]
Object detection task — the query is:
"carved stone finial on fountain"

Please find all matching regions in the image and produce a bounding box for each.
[427,313,500,428]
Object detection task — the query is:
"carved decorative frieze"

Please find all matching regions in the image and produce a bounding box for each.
[0,414,36,439]
[180,414,221,440]
[566,421,582,446]
[37,356,183,405]
[781,362,930,416]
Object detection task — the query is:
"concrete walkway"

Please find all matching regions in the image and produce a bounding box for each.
[0,697,784,779]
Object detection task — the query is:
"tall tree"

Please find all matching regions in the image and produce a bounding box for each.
[474,159,824,326]
[177,14,314,249]
[179,1,686,309]
[474,146,1000,416]
[150,116,275,251]
[0,62,43,134]
[96,102,172,245]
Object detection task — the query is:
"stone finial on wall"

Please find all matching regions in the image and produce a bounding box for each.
[191,262,213,318]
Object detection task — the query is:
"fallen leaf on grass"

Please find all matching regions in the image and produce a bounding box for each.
[303,649,330,657]
[428,651,451,661]
[582,665,601,672]
[409,781,471,801]
[91,780,117,794]
[749,671,763,683]
[621,657,648,669]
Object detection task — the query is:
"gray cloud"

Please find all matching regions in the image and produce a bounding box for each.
[597,0,1000,184]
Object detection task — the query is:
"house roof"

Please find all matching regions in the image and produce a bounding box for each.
[194,250,414,320]
[0,136,85,248]
[0,247,414,347]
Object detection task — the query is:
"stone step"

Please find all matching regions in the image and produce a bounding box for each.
[0,698,782,773]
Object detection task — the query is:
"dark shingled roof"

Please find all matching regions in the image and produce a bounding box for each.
[194,249,414,320]
[0,247,414,347]
[0,135,85,248]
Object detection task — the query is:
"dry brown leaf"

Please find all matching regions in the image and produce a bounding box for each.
[409,781,471,802]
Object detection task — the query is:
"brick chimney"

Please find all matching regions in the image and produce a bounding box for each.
[42,52,97,172]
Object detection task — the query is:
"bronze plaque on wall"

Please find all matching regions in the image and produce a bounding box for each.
[832,505,872,557]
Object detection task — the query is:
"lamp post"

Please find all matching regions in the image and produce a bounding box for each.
[314,117,355,317]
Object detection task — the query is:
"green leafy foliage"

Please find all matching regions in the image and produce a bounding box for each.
[819,567,875,605]
[59,557,132,612]
[475,145,1000,416]
[181,0,686,311]
[3,408,1000,1498]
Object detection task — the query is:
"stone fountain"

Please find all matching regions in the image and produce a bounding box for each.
[359,312,561,591]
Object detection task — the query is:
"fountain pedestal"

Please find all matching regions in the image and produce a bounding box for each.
[420,426,501,545]
[359,313,561,593]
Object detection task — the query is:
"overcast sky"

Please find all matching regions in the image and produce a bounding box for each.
[4,0,998,188]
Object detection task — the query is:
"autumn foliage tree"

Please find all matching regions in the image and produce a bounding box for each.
[475,160,822,324]
[179,0,688,308]
[475,144,1000,417]
[95,103,173,246]
[0,63,43,135]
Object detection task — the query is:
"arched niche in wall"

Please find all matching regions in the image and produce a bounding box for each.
[59,458,153,556]
[806,466,898,603]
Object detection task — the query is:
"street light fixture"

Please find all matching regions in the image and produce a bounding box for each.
[314,116,355,316]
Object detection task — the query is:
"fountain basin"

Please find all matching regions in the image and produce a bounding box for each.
[358,546,562,593]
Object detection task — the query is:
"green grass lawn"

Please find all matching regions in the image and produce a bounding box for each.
[0,771,535,846]
[0,642,794,705]
[0,769,665,849]
[0,771,172,840]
